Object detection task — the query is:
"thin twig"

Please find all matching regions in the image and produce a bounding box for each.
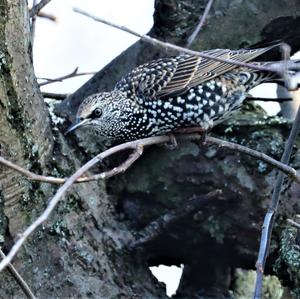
[186,0,214,48]
[0,249,36,299]
[42,92,68,100]
[0,144,143,184]
[95,145,144,180]
[73,8,291,74]
[0,135,299,185]
[207,136,300,184]
[1,131,299,270]
[30,0,38,35]
[0,142,146,271]
[38,68,95,86]
[129,190,222,249]
[253,104,300,299]
[245,96,292,103]
[42,91,293,103]
[36,11,56,22]
[29,0,52,18]
[281,43,291,89]
[287,218,300,229]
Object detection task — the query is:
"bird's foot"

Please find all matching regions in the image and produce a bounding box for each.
[173,127,208,146]
[165,133,178,150]
[199,130,208,146]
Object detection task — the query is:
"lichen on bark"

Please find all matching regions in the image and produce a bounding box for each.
[1,0,300,298]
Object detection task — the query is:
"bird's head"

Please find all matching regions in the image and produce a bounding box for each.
[66,91,134,138]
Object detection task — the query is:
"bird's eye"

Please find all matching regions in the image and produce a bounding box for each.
[92,108,102,118]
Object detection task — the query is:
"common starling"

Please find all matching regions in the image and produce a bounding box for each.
[66,47,290,141]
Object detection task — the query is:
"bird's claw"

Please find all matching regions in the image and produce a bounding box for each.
[166,134,178,150]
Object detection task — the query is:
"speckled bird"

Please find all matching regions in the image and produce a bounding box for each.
[66,47,288,140]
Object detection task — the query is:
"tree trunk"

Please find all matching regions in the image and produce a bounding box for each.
[0,2,166,298]
[1,1,300,298]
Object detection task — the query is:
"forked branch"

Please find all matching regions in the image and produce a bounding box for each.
[1,135,299,185]
[29,0,52,18]
[0,132,299,271]
[38,67,95,86]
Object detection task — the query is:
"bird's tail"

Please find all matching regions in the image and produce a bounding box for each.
[259,59,300,89]
[246,59,300,90]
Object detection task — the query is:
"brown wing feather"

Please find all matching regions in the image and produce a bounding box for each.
[158,47,274,98]
[114,46,274,100]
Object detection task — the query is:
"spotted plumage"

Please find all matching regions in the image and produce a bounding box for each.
[67,46,287,140]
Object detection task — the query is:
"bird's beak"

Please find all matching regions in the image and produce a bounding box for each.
[65,118,88,135]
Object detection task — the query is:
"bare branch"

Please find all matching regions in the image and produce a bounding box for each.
[42,92,68,100]
[0,142,146,271]
[97,145,144,180]
[1,129,299,271]
[29,0,52,18]
[1,135,299,185]
[73,8,287,74]
[186,0,214,48]
[254,103,300,298]
[245,96,292,103]
[207,136,300,184]
[0,145,143,184]
[129,190,222,249]
[30,0,38,42]
[36,11,56,22]
[0,249,36,299]
[287,218,300,229]
[0,156,101,272]
[281,43,291,90]
[38,68,95,86]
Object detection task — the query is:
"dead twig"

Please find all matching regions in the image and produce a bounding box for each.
[36,11,56,22]
[38,68,95,86]
[30,0,38,42]
[42,92,69,100]
[95,145,144,180]
[0,249,36,299]
[281,43,292,90]
[186,0,214,48]
[287,218,300,229]
[245,96,292,103]
[0,125,299,271]
[30,1,56,45]
[208,136,300,184]
[73,8,300,76]
[129,190,222,249]
[253,104,300,299]
[0,135,299,185]
[0,142,146,271]
[1,132,300,271]
[29,0,52,18]
[0,144,144,184]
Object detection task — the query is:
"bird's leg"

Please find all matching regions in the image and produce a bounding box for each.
[165,133,178,150]
[173,127,208,146]
[200,130,208,145]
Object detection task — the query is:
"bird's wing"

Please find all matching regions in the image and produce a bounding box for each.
[114,47,273,99]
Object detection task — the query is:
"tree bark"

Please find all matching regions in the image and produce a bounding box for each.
[0,2,166,298]
[1,1,300,298]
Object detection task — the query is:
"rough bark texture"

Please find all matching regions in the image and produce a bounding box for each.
[1,0,300,298]
[0,2,166,298]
